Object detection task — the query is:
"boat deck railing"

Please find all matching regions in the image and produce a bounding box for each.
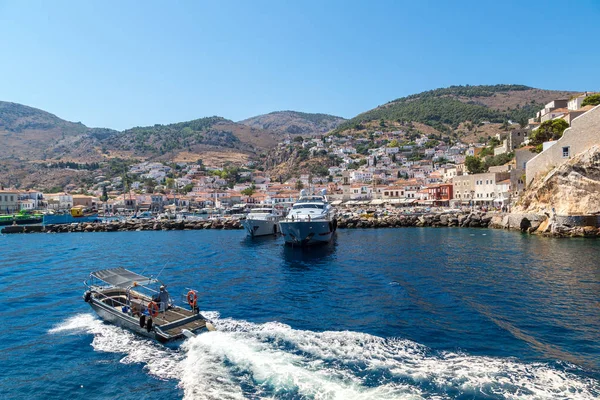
[89,287,195,321]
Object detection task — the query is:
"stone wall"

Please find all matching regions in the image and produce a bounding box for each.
[526,105,600,186]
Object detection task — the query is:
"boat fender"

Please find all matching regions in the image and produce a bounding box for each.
[84,291,92,303]
[273,224,278,235]
[329,222,333,233]
[333,218,338,231]
[187,291,198,309]
[146,318,153,332]
[147,301,159,317]
[139,315,146,328]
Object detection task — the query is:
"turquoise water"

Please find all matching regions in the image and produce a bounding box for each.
[1,228,599,399]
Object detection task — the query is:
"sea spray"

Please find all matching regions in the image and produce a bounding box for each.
[49,313,600,399]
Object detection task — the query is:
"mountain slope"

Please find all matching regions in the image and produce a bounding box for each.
[239,110,346,136]
[334,85,577,137]
[0,101,93,160]
[0,102,279,163]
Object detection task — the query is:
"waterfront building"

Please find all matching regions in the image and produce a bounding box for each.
[426,184,453,206]
[0,190,19,213]
[45,193,73,210]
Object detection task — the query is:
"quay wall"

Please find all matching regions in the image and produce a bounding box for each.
[2,212,599,238]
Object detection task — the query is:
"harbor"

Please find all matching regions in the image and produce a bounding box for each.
[2,228,599,399]
[3,206,599,238]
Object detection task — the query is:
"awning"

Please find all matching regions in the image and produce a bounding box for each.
[91,267,156,288]
[370,199,384,205]
[330,200,343,205]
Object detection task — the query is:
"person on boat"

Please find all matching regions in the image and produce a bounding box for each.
[157,285,171,312]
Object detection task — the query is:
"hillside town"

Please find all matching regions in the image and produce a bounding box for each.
[1,93,598,217]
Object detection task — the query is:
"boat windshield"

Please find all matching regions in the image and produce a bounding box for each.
[293,204,325,209]
[295,196,325,203]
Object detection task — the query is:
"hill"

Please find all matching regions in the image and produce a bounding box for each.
[0,101,92,161]
[333,85,577,142]
[103,117,277,161]
[239,111,345,136]
[0,102,279,189]
[0,102,279,163]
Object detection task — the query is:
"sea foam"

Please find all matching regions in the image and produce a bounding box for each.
[50,313,600,399]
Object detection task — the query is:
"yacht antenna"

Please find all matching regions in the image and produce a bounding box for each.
[155,262,169,281]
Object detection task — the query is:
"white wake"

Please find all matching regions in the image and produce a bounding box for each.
[50,313,600,400]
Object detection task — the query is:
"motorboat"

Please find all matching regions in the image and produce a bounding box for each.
[240,207,282,237]
[83,267,215,343]
[278,189,337,246]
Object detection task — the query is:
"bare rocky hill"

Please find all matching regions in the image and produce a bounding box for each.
[0,102,278,164]
[239,111,346,136]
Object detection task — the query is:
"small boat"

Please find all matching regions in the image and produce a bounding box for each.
[83,267,215,342]
[43,206,100,225]
[0,210,43,226]
[279,189,338,246]
[240,207,282,237]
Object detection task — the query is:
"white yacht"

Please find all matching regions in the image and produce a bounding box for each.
[279,189,337,246]
[241,207,282,237]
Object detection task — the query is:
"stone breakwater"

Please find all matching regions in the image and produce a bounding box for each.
[2,212,599,238]
[336,210,599,237]
[1,219,244,234]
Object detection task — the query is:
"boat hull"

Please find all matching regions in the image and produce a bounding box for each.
[241,218,279,237]
[86,296,206,342]
[279,220,335,246]
[44,214,100,225]
[0,216,42,226]
[88,298,160,339]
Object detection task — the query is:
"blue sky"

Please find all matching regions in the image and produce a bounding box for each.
[0,0,599,130]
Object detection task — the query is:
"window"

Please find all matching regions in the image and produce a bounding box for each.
[562,146,570,158]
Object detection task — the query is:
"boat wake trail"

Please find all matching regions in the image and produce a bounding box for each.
[51,313,600,400]
[49,313,183,381]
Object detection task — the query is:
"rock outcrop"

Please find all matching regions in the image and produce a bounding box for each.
[516,145,600,216]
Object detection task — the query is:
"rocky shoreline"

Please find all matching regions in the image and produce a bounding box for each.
[2,210,598,237]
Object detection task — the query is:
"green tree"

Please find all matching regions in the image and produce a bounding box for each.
[530,119,569,148]
[373,155,377,166]
[182,183,194,193]
[582,94,600,107]
[241,184,255,196]
[465,156,485,174]
[295,180,304,190]
[100,185,108,202]
[144,178,157,193]
[165,178,175,190]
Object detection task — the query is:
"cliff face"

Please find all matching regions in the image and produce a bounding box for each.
[516,145,600,215]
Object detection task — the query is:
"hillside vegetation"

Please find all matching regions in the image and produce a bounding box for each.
[239,110,345,136]
[334,85,576,137]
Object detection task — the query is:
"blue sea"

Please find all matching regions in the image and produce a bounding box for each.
[1,228,599,399]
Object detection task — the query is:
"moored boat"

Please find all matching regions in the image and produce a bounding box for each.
[278,190,337,246]
[0,210,43,226]
[43,206,100,225]
[241,207,282,237]
[83,267,215,342]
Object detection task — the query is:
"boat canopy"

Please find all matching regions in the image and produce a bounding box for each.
[91,267,157,288]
